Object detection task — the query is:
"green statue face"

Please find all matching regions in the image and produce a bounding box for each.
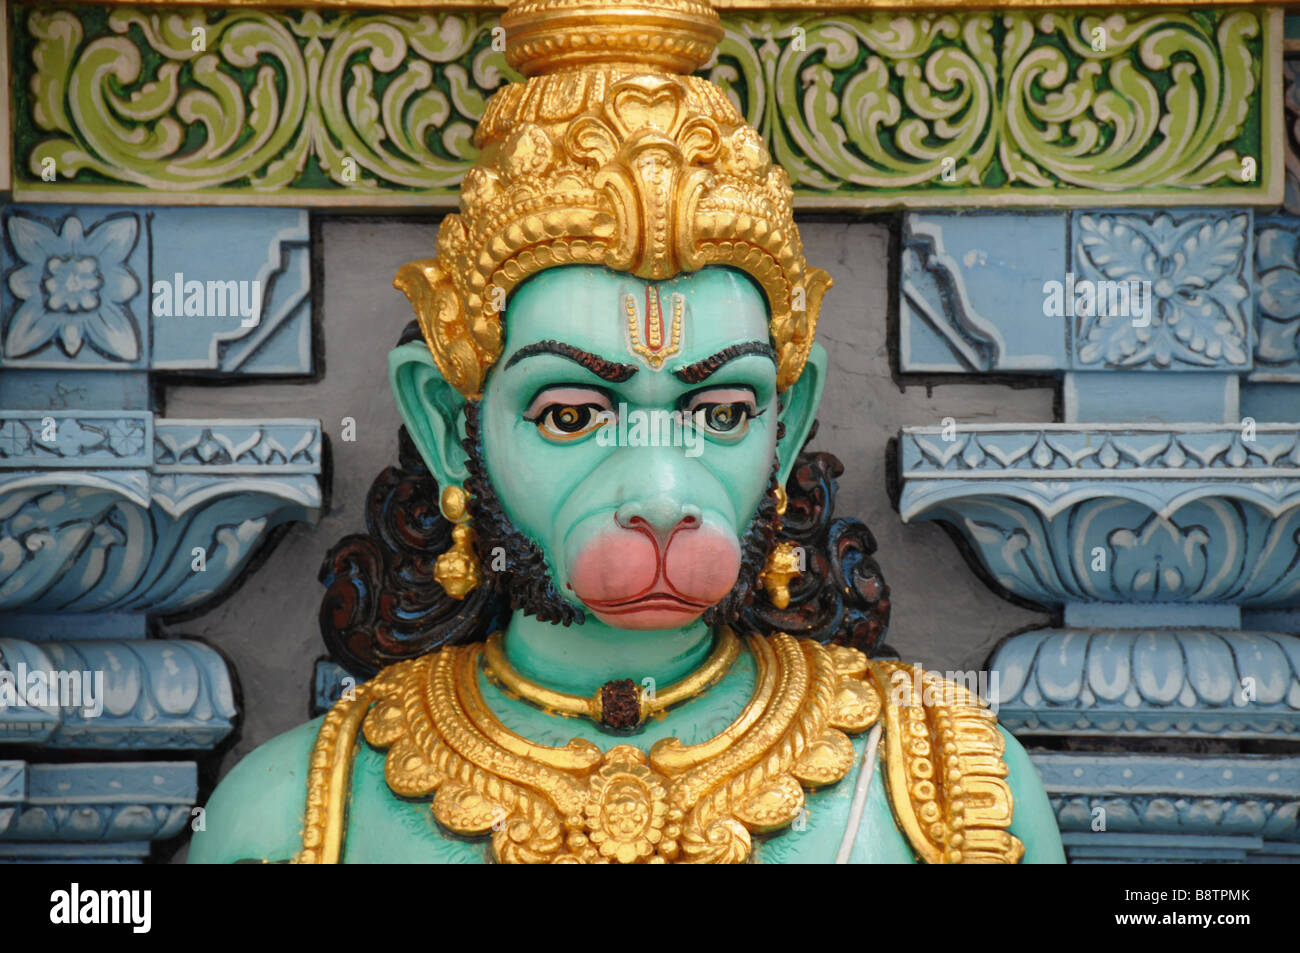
[391,264,825,632]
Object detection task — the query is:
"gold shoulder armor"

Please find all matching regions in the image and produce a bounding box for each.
[293,662,394,864]
[868,660,1025,865]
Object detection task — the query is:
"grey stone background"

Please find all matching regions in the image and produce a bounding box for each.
[164,216,1056,787]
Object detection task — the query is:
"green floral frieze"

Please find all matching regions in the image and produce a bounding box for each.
[13,5,507,202]
[713,9,1277,202]
[8,4,1281,207]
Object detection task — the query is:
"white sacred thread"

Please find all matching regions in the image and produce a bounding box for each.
[835,721,883,864]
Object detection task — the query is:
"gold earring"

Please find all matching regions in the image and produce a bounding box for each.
[760,485,800,610]
[434,485,483,599]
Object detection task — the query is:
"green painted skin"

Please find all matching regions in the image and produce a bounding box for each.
[189,265,1065,864]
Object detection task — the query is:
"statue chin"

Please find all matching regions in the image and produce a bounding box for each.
[566,520,741,629]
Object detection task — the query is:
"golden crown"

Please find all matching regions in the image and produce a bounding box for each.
[395,0,831,398]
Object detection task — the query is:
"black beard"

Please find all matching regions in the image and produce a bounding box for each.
[461,401,781,629]
[462,401,582,626]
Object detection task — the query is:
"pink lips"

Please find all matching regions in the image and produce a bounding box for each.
[582,591,714,629]
[568,520,741,630]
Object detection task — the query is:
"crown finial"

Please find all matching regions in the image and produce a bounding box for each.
[502,0,724,77]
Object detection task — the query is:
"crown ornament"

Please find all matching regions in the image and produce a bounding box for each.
[395,0,831,399]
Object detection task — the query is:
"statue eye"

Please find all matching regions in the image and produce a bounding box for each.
[541,403,604,437]
[524,387,613,442]
[699,403,744,431]
[685,388,759,439]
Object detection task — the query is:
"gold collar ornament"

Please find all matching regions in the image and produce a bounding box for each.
[482,625,740,729]
[394,0,832,400]
[306,633,877,864]
[295,633,1024,864]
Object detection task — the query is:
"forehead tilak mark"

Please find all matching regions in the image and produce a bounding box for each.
[625,284,684,371]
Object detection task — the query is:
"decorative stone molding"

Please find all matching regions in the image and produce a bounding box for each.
[0,417,321,614]
[900,210,1262,375]
[1071,211,1252,371]
[153,421,321,471]
[0,412,151,466]
[900,424,1300,479]
[1253,215,1300,383]
[900,216,1016,373]
[7,5,1280,208]
[991,629,1300,737]
[0,638,237,748]
[0,415,321,471]
[0,761,195,843]
[896,202,1300,864]
[901,425,1300,610]
[0,761,22,838]
[1031,752,1299,862]
[0,190,319,860]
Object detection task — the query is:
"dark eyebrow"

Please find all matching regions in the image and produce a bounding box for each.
[502,340,637,383]
[673,342,777,384]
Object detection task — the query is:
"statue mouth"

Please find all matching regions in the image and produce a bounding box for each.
[585,591,711,612]
[565,513,741,629]
[581,590,713,628]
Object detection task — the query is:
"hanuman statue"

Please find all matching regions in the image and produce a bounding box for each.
[190,0,1064,864]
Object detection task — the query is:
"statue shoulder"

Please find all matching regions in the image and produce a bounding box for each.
[868,659,1059,864]
[187,716,323,864]
[194,653,495,865]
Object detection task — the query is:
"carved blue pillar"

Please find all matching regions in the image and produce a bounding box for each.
[898,206,1300,862]
[0,204,321,861]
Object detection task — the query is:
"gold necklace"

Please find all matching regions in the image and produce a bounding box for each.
[482,626,741,728]
[305,632,876,864]
[295,634,1025,864]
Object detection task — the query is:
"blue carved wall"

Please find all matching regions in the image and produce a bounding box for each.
[0,201,320,860]
[898,206,1300,859]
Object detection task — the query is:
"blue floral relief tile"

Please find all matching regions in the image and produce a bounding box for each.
[1,207,147,369]
[1069,209,1254,372]
[1251,215,1300,382]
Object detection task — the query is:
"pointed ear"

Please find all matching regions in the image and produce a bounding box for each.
[775,342,826,485]
[388,342,470,491]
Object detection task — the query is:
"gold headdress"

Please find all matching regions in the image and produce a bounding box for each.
[395,0,831,398]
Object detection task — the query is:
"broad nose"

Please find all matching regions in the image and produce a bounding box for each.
[615,498,702,545]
